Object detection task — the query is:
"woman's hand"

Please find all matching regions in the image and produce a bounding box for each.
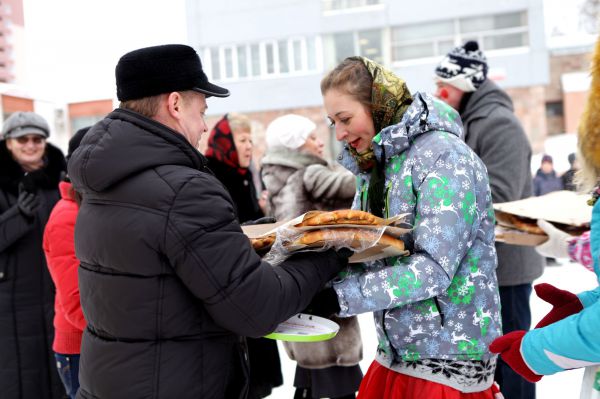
[535,220,571,258]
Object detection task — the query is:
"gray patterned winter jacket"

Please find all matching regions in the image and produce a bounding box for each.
[333,92,502,393]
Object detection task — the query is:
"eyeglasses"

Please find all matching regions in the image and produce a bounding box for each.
[14,135,45,145]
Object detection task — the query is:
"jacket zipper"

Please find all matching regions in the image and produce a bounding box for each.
[433,296,445,327]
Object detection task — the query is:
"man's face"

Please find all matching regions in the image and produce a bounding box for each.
[177,92,208,148]
[541,161,554,174]
[435,82,464,111]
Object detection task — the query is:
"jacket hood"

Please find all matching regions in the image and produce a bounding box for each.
[460,79,513,122]
[68,108,208,193]
[339,92,463,174]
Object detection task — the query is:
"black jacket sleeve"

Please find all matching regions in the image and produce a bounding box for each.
[0,204,34,252]
[165,173,346,338]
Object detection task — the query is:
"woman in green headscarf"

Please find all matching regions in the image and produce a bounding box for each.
[314,57,502,398]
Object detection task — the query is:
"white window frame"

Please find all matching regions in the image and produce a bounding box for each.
[201,35,324,83]
[390,11,529,66]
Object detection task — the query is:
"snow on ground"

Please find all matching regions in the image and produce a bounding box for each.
[268,259,597,398]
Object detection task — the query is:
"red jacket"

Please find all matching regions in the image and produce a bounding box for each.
[43,181,86,354]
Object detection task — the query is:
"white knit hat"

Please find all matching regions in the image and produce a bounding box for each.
[265,114,316,149]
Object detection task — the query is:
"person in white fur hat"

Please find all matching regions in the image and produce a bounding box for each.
[261,114,363,399]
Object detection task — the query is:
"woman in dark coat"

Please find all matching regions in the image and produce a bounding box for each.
[205,113,283,399]
[0,111,67,399]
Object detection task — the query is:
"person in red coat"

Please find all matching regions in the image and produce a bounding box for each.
[43,127,89,399]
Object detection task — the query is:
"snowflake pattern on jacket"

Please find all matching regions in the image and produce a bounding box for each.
[333,92,502,392]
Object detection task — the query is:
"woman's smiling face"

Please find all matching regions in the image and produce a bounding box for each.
[6,134,47,171]
[323,88,375,153]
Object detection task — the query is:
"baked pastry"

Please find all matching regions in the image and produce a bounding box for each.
[495,212,546,235]
[250,234,276,254]
[291,227,405,251]
[296,209,386,227]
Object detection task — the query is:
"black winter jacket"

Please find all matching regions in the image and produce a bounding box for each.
[68,109,346,399]
[205,158,263,224]
[0,141,66,399]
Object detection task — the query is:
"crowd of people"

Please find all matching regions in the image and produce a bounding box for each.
[1,37,599,399]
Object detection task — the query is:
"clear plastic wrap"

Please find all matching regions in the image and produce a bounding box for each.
[244,210,412,265]
[264,224,410,266]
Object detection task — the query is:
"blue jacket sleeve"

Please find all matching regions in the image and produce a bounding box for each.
[522,298,600,375]
[579,286,600,308]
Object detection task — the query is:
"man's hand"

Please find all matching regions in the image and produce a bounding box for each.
[17,183,40,218]
[303,287,340,318]
[489,330,542,383]
[534,283,583,328]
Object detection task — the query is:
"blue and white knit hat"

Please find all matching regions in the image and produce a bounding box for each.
[434,41,488,92]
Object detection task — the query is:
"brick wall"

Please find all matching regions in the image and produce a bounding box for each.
[506,85,548,154]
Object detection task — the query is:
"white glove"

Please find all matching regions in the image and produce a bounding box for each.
[535,219,571,258]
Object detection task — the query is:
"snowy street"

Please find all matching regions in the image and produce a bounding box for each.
[268,259,597,398]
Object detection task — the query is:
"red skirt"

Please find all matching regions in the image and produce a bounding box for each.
[357,360,504,399]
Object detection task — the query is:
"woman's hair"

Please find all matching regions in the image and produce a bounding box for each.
[320,57,372,109]
[227,112,252,133]
[576,37,600,192]
[575,148,597,192]
[120,91,197,118]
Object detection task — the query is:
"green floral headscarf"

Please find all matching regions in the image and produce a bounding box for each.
[350,57,413,217]
[347,57,413,170]
[359,56,413,134]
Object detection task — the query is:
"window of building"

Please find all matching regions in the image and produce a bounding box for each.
[323,29,383,68]
[391,11,528,63]
[358,29,383,64]
[250,44,261,77]
[278,40,289,74]
[306,37,318,70]
[263,41,276,75]
[209,48,220,80]
[545,101,564,117]
[71,115,104,134]
[203,36,321,82]
[237,45,248,78]
[223,46,235,79]
[322,0,381,12]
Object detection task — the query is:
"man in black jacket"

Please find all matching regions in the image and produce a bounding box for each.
[434,41,544,399]
[67,44,350,399]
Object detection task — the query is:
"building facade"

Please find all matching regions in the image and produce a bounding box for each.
[187,0,557,157]
[0,0,26,84]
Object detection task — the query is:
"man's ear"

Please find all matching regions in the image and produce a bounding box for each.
[165,92,183,120]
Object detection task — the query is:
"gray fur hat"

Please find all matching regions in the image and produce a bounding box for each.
[2,111,50,139]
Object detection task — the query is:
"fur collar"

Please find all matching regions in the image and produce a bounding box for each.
[261,146,327,170]
[0,141,66,195]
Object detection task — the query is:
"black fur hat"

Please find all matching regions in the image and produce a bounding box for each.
[115,44,230,101]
